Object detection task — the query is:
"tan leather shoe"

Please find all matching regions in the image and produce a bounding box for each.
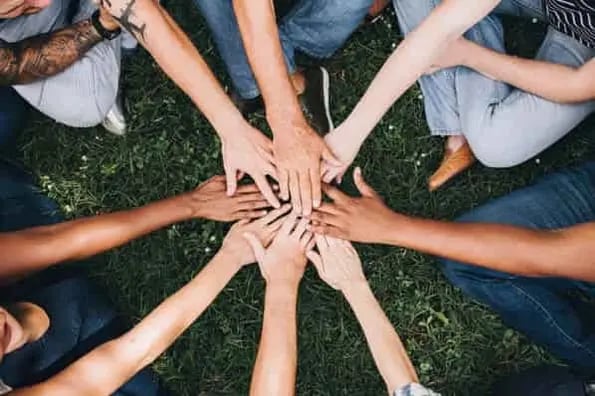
[428,140,476,191]
[367,0,391,22]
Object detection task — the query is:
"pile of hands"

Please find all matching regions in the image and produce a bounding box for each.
[186,163,404,290]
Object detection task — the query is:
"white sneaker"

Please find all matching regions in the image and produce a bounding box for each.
[101,96,126,136]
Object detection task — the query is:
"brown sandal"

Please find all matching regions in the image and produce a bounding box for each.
[428,140,476,192]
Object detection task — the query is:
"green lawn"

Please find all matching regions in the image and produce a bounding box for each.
[18,2,594,395]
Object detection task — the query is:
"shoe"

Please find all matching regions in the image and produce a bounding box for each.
[230,90,265,118]
[428,139,475,191]
[101,93,127,136]
[366,0,391,24]
[299,66,333,135]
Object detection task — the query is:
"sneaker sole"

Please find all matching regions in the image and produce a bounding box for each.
[320,67,334,131]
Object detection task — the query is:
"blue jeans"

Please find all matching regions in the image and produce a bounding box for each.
[193,0,373,99]
[0,86,27,148]
[441,161,595,374]
[393,0,595,168]
[0,160,169,395]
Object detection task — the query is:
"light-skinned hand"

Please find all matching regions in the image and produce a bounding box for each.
[426,37,471,75]
[221,204,292,267]
[307,235,366,291]
[243,212,314,287]
[309,167,401,243]
[186,175,278,222]
[272,118,341,216]
[221,124,280,209]
[320,123,361,185]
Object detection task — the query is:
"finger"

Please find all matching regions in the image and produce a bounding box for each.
[236,184,262,195]
[237,192,268,203]
[264,164,279,182]
[321,184,348,203]
[289,170,302,214]
[308,211,343,228]
[237,171,246,180]
[299,170,312,216]
[237,200,271,212]
[300,231,314,248]
[314,233,330,249]
[280,211,299,236]
[305,237,315,252]
[306,250,323,272]
[279,169,290,201]
[225,166,238,197]
[353,167,378,198]
[239,210,269,220]
[254,174,281,208]
[310,168,322,210]
[311,224,347,240]
[292,217,309,240]
[315,202,343,216]
[322,168,337,184]
[243,232,266,262]
[259,203,292,225]
[322,146,343,167]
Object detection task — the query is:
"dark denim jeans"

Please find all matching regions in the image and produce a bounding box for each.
[441,161,595,374]
[0,159,170,395]
[0,86,27,149]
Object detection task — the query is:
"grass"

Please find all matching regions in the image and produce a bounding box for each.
[17,2,595,395]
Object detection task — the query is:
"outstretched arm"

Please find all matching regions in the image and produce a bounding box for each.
[0,176,271,282]
[8,206,292,396]
[246,214,313,396]
[0,9,118,85]
[322,0,499,182]
[308,237,419,394]
[310,168,595,282]
[431,38,595,103]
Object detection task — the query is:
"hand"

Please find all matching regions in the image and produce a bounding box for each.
[426,37,470,74]
[309,167,400,243]
[320,123,361,185]
[220,204,292,267]
[99,6,120,31]
[272,118,341,216]
[221,124,280,209]
[307,235,366,291]
[185,175,276,222]
[243,213,314,287]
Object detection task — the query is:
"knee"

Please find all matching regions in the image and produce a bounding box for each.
[467,135,529,169]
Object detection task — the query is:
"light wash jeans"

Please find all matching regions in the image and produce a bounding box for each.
[0,0,121,128]
[193,0,373,100]
[393,0,595,168]
[441,161,595,373]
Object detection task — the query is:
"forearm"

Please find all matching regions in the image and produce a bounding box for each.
[12,251,242,396]
[382,214,595,281]
[462,42,595,103]
[343,282,418,393]
[0,194,197,280]
[0,19,102,86]
[102,0,244,137]
[250,283,299,396]
[339,0,498,145]
[232,0,302,127]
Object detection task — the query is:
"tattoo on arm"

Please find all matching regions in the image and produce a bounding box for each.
[0,19,102,86]
[101,0,147,41]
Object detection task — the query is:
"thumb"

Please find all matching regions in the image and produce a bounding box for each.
[306,250,323,273]
[243,232,266,263]
[322,146,342,167]
[225,166,238,197]
[353,167,377,198]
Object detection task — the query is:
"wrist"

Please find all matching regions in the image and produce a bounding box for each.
[380,213,416,246]
[213,249,245,273]
[341,279,372,302]
[213,113,250,141]
[267,106,307,134]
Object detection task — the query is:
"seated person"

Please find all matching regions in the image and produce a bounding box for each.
[321,0,595,191]
[0,144,280,393]
[242,214,437,395]
[0,0,127,134]
[194,0,374,215]
[310,165,595,391]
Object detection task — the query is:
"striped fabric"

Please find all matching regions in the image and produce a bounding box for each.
[546,0,595,48]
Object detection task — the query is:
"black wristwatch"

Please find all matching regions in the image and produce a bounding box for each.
[91,9,121,40]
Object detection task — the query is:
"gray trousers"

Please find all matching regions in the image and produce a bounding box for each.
[394,0,595,168]
[0,0,121,128]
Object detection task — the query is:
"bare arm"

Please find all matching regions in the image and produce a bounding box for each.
[311,168,595,282]
[308,237,418,394]
[0,177,270,282]
[439,38,595,103]
[232,0,338,216]
[0,19,103,85]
